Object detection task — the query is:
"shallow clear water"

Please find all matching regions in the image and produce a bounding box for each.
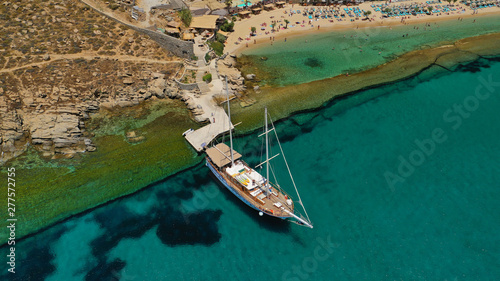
[241,14,500,86]
[3,58,500,280]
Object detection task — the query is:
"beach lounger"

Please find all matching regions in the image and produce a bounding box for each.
[250,188,263,197]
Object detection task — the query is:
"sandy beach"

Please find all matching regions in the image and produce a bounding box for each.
[225,0,500,54]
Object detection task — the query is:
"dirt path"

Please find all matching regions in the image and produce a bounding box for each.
[0,52,182,73]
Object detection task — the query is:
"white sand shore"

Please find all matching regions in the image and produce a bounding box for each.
[224,1,500,54]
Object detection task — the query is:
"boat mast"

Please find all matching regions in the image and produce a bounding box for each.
[226,76,234,167]
[265,107,269,194]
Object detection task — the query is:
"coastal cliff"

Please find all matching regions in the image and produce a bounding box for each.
[0,0,183,164]
[0,59,182,164]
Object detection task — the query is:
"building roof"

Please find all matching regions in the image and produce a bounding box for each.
[207,0,226,10]
[264,4,274,8]
[165,27,180,34]
[182,33,195,40]
[206,143,242,168]
[211,8,229,16]
[190,14,220,29]
[190,1,208,8]
[167,21,181,28]
[276,1,286,4]
[189,0,225,10]
[152,0,187,10]
[239,10,251,15]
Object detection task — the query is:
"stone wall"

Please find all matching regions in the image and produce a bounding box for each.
[174,80,199,91]
[131,26,194,58]
[83,1,194,58]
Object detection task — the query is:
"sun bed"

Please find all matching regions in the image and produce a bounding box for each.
[250,188,263,197]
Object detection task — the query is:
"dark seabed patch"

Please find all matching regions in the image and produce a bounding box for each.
[85,258,126,281]
[90,205,159,258]
[88,172,224,256]
[0,227,67,281]
[156,210,222,246]
[455,57,492,73]
[304,57,323,68]
[9,246,56,281]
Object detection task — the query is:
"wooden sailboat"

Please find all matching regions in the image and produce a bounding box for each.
[205,78,313,228]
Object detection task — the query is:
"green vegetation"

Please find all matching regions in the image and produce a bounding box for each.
[225,0,233,10]
[216,33,227,43]
[202,72,212,82]
[205,52,211,62]
[220,20,235,32]
[209,41,224,56]
[284,19,289,29]
[251,26,256,35]
[179,8,192,27]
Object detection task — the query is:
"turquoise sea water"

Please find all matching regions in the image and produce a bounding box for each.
[242,14,500,86]
[3,58,500,280]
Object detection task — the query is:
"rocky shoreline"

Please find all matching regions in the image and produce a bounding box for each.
[0,52,252,165]
[0,58,185,165]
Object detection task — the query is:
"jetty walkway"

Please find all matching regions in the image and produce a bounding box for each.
[183,36,233,152]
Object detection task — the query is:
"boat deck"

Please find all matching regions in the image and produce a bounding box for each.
[209,158,295,217]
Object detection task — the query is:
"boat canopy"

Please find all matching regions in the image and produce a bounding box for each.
[206,143,242,168]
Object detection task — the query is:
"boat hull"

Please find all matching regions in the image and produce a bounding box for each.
[206,159,289,220]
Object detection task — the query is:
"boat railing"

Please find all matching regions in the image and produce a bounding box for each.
[208,157,290,217]
[268,181,294,205]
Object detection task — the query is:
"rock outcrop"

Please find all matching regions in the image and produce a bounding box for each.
[0,59,182,164]
[217,56,246,94]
